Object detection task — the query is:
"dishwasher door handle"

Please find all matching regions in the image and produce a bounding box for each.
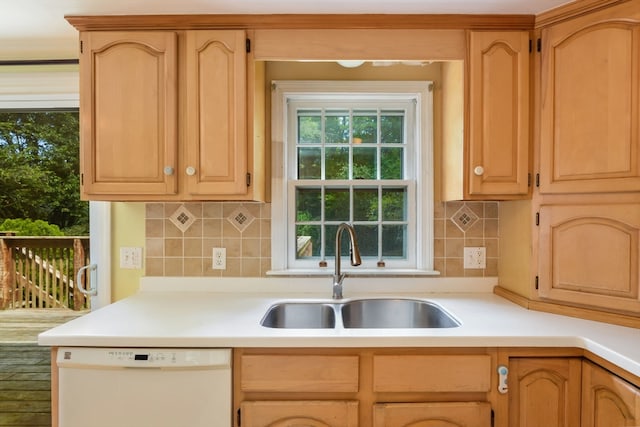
[76,264,98,296]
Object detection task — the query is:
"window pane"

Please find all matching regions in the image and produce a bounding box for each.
[381,112,404,144]
[353,147,377,180]
[298,111,321,144]
[325,112,349,144]
[296,224,320,258]
[325,147,349,179]
[296,188,322,221]
[326,224,366,258]
[353,111,377,144]
[381,187,406,221]
[353,188,378,221]
[382,225,406,257]
[325,188,349,221]
[380,147,404,179]
[298,147,321,179]
[354,224,378,257]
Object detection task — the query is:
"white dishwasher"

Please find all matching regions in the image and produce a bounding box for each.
[56,347,232,427]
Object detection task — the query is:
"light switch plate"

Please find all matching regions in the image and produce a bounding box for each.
[120,247,142,269]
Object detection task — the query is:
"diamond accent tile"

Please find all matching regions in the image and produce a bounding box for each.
[169,205,196,233]
[227,206,255,232]
[451,204,480,233]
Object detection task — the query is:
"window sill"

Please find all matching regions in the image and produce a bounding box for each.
[267,269,441,277]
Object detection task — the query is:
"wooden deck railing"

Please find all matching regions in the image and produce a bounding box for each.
[0,236,90,310]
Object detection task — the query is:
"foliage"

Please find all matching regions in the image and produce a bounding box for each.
[295,108,407,259]
[0,112,88,235]
[0,218,64,236]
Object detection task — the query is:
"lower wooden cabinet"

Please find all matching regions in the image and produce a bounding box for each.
[373,402,491,427]
[508,357,582,427]
[582,361,640,427]
[240,401,358,427]
[234,349,495,426]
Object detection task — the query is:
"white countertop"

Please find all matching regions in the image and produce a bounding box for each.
[38,276,640,378]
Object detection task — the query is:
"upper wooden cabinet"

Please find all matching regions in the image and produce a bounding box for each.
[466,31,531,199]
[79,31,179,198]
[184,30,248,197]
[539,2,640,194]
[78,28,263,201]
[537,202,640,314]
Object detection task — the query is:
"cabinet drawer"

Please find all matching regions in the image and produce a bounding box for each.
[240,355,359,392]
[373,355,491,392]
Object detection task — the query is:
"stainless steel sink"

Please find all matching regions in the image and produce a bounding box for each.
[261,298,460,329]
[261,302,336,328]
[341,298,460,329]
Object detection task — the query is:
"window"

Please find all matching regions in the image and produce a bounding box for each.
[0,64,111,308]
[272,81,434,274]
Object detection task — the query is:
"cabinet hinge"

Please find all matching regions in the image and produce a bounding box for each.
[527,173,532,187]
[537,38,541,53]
[491,409,495,427]
[237,408,241,427]
[529,39,532,53]
[535,173,540,187]
[80,40,83,54]
[535,275,539,290]
[246,172,251,187]
[246,38,251,53]
[535,212,540,226]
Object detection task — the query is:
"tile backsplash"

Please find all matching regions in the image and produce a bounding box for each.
[144,201,498,277]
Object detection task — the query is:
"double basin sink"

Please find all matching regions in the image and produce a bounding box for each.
[261,298,461,329]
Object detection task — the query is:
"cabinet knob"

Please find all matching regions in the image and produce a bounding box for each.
[473,166,485,176]
[185,166,196,176]
[163,166,174,176]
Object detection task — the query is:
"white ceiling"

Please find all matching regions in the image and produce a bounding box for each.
[1,0,574,60]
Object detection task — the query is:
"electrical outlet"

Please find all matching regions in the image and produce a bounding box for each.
[463,247,486,269]
[212,247,226,270]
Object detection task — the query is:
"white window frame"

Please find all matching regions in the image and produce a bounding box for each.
[271,80,435,275]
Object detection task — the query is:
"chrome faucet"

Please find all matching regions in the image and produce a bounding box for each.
[332,223,362,299]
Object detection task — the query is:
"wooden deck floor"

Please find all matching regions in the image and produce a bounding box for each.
[0,309,85,427]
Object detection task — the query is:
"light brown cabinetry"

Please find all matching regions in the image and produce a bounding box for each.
[241,401,359,427]
[508,357,582,427]
[373,402,491,427]
[537,203,640,313]
[539,1,640,194]
[79,31,179,198]
[582,360,640,427]
[467,31,531,198]
[530,0,640,320]
[184,30,249,197]
[77,27,262,201]
[234,349,494,427]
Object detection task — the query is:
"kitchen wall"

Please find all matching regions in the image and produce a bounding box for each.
[111,60,502,300]
[142,200,499,278]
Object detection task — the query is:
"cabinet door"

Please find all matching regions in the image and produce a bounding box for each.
[467,31,530,197]
[537,203,640,313]
[539,3,640,194]
[509,358,581,427]
[79,31,178,199]
[241,401,358,427]
[582,361,640,427]
[373,402,491,427]
[185,30,248,197]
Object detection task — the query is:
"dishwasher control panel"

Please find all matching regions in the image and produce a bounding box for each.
[108,350,178,363]
[56,347,231,368]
